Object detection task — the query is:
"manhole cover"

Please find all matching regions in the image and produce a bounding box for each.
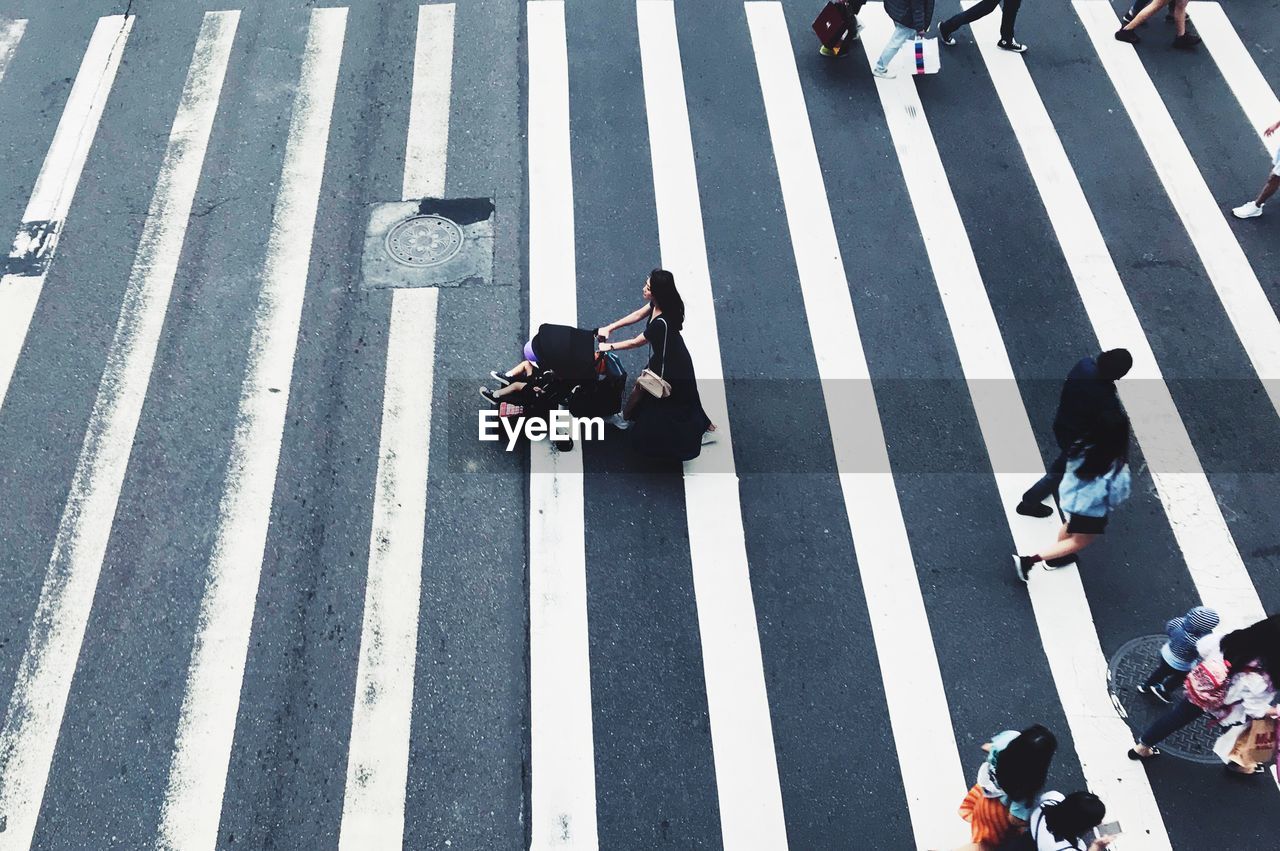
[1108,635,1221,763]
[385,214,464,267]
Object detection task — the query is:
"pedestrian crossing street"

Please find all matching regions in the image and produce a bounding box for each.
[0,1,1277,849]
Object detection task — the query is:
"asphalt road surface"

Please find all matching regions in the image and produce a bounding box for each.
[0,0,1278,849]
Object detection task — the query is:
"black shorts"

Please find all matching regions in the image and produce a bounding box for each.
[1067,513,1108,534]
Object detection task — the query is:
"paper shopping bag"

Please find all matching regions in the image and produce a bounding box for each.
[1216,717,1277,770]
[911,36,941,75]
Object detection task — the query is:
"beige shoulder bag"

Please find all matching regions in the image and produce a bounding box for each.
[636,317,672,398]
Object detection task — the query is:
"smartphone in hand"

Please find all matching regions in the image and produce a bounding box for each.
[1090,821,1122,842]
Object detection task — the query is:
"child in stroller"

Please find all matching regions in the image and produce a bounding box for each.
[480,323,626,429]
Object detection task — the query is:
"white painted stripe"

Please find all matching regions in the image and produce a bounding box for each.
[1190,2,1280,157]
[527,3,597,849]
[0,14,238,851]
[156,9,346,849]
[338,5,453,848]
[969,6,1264,626]
[636,4,788,847]
[0,18,27,82]
[1075,0,1280,422]
[860,6,1171,848]
[0,15,131,413]
[403,4,454,200]
[744,5,967,847]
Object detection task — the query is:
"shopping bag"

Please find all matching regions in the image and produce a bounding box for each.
[911,36,941,75]
[1214,717,1277,770]
[812,2,849,48]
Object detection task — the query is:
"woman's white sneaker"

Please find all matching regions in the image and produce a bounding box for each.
[1233,201,1264,219]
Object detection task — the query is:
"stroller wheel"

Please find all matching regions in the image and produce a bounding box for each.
[552,436,574,453]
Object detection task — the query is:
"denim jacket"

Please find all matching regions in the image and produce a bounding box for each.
[1059,455,1131,518]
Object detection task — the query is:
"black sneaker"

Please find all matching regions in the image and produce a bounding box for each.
[997,38,1028,53]
[1013,554,1034,583]
[1043,555,1076,569]
[1115,27,1140,43]
[489,370,514,387]
[1150,683,1172,704]
[1122,7,1137,24]
[1172,32,1201,49]
[1016,500,1054,518]
[478,387,497,405]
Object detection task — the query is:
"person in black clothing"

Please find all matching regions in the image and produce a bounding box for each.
[1016,349,1132,519]
[597,269,716,461]
[938,0,1027,53]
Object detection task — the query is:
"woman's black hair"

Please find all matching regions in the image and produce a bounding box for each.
[1041,792,1106,843]
[1076,410,1130,481]
[993,724,1057,805]
[648,268,685,331]
[1221,613,1280,681]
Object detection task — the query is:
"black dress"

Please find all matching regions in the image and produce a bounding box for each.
[628,311,712,461]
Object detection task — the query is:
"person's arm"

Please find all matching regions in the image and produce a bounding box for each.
[911,0,927,33]
[1265,119,1280,137]
[597,305,650,341]
[599,332,647,353]
[1088,837,1116,851]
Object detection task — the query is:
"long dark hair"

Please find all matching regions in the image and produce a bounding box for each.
[994,724,1057,804]
[1221,614,1280,681]
[648,268,685,331]
[1076,410,1130,480]
[1041,792,1105,843]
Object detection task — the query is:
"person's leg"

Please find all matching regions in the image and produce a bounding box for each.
[493,380,528,400]
[1257,173,1280,206]
[941,0,999,37]
[1134,697,1203,750]
[874,23,914,72]
[1158,667,1188,693]
[1029,530,1096,563]
[998,0,1022,41]
[1122,0,1170,30]
[1019,449,1067,507]
[1142,659,1177,688]
[1170,0,1186,35]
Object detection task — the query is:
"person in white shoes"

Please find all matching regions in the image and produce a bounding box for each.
[872,0,934,77]
[1232,118,1280,219]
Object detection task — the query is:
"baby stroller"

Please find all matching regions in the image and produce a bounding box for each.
[493,323,626,448]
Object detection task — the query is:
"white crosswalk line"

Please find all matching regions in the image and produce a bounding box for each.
[744,4,967,848]
[969,7,1264,625]
[156,9,347,849]
[0,14,130,415]
[1190,2,1280,156]
[0,18,27,82]
[338,5,454,848]
[860,6,1172,848]
[527,3,598,848]
[636,3,788,847]
[0,14,238,851]
[1075,0,1280,421]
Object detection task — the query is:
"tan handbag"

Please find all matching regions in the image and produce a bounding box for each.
[636,317,672,398]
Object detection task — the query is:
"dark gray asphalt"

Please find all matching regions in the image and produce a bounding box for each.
[0,0,1277,848]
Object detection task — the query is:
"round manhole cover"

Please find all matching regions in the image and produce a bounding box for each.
[1108,635,1221,763]
[385,214,464,267]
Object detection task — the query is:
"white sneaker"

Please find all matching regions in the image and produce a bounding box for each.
[1233,201,1263,219]
[605,413,630,430]
[871,65,895,78]
[700,430,718,446]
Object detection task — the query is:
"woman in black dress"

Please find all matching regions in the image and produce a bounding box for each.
[596,269,716,461]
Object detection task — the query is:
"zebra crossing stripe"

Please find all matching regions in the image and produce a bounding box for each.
[969,9,1264,625]
[1189,2,1280,157]
[339,5,455,848]
[156,9,347,849]
[527,3,598,848]
[0,14,130,415]
[744,4,969,847]
[0,19,26,84]
[0,13,238,851]
[860,5,1173,848]
[636,3,789,847]
[1075,0,1280,423]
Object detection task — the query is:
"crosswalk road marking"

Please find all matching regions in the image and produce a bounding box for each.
[1076,0,1280,424]
[637,3,788,847]
[0,13,236,851]
[0,2,1276,848]
[339,5,455,848]
[745,4,969,848]
[969,7,1265,627]
[527,3,598,848]
[0,15,130,415]
[156,8,347,849]
[861,4,1173,847]
[1191,2,1280,156]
